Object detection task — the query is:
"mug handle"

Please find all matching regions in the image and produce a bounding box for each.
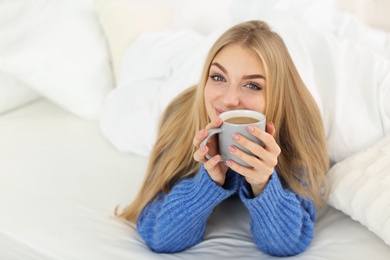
[200,128,223,160]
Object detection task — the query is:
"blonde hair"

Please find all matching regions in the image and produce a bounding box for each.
[117,20,329,222]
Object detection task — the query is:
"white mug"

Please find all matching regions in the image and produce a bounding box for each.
[200,110,266,167]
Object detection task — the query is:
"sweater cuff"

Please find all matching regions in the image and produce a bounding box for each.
[239,170,285,206]
[190,164,237,206]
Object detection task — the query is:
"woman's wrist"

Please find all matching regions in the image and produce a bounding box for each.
[249,174,272,197]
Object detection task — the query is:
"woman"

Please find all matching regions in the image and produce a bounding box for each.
[117,20,329,256]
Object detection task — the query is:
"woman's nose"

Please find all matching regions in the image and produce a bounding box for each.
[222,85,240,107]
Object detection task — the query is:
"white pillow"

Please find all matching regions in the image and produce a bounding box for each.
[95,0,173,81]
[0,0,113,120]
[327,133,390,246]
[0,72,40,115]
[268,17,390,163]
[100,30,212,156]
[95,0,233,81]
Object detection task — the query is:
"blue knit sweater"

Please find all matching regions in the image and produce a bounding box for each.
[137,165,315,256]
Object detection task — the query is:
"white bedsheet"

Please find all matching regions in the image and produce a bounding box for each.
[1,100,390,259]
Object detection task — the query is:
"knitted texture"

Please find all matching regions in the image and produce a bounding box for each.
[327,133,390,246]
[137,165,315,256]
[239,174,315,256]
[137,166,239,253]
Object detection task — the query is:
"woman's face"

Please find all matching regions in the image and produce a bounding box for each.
[204,44,266,122]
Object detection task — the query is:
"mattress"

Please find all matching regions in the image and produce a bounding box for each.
[1,99,390,259]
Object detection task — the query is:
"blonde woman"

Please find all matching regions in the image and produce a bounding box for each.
[117,20,329,256]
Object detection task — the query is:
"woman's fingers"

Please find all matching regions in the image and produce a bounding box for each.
[204,154,227,186]
[225,159,270,183]
[193,119,280,194]
[193,145,227,186]
[228,144,275,175]
[225,124,281,196]
[237,125,281,160]
[193,145,208,163]
[192,117,228,186]
[193,129,206,148]
[192,117,222,148]
[265,122,276,136]
[206,117,223,131]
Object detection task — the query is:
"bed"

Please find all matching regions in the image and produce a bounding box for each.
[1,0,390,259]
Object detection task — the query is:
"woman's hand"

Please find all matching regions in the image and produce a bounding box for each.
[225,122,281,197]
[193,117,228,186]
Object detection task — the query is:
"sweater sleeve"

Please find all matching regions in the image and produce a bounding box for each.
[238,170,316,257]
[137,165,239,253]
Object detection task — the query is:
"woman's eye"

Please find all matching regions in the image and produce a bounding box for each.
[210,74,225,82]
[245,83,262,90]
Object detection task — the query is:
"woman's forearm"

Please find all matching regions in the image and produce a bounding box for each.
[239,172,316,256]
[137,165,238,253]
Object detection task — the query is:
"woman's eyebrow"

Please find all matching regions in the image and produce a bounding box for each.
[243,74,266,80]
[211,62,227,74]
[211,62,265,80]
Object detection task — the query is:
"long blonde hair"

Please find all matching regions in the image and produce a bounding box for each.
[117,20,329,222]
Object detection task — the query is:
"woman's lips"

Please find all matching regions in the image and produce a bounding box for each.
[215,108,225,116]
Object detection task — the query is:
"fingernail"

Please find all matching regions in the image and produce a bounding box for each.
[232,134,240,140]
[229,146,236,153]
[200,146,205,152]
[213,155,220,161]
[199,129,205,136]
[247,126,255,132]
[215,117,220,123]
[225,160,233,167]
